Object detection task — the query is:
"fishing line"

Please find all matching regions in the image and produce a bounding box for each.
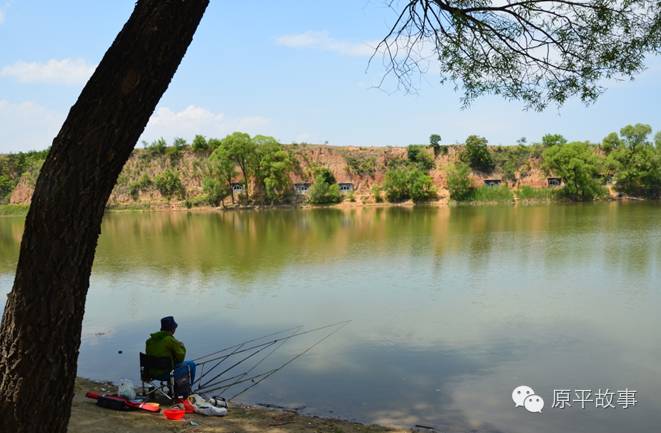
[194,321,349,366]
[195,336,290,393]
[227,320,349,400]
[193,325,301,363]
[192,320,350,395]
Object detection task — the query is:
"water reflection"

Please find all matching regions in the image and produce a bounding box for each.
[0,202,659,432]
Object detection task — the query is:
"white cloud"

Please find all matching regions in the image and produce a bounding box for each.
[0,102,273,153]
[276,31,376,57]
[141,105,272,142]
[0,58,96,85]
[0,100,64,152]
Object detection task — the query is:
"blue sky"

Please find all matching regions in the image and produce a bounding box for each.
[0,0,659,153]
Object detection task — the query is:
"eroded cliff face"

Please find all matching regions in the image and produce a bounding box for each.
[8,144,551,206]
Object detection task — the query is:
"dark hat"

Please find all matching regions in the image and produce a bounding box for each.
[160,316,178,332]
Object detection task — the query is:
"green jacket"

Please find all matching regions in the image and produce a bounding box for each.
[145,331,186,377]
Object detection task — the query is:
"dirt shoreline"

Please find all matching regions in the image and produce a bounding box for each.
[104,195,627,212]
[70,378,409,433]
[2,194,647,217]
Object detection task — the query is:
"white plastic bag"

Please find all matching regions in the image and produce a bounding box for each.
[118,378,136,400]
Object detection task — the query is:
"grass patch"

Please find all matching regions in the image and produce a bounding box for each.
[105,203,153,211]
[517,186,556,201]
[0,204,29,216]
[469,185,514,202]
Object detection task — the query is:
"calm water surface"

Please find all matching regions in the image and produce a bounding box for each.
[0,203,660,432]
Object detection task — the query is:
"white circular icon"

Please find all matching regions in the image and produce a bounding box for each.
[524,394,544,413]
[512,385,535,407]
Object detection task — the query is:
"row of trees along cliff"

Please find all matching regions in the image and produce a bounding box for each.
[1,123,659,208]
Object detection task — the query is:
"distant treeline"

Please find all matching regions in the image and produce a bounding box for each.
[442,123,660,202]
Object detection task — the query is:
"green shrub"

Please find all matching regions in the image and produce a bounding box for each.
[188,194,209,207]
[608,145,661,198]
[345,155,376,177]
[601,124,660,199]
[371,184,384,203]
[429,134,442,157]
[192,134,209,152]
[446,163,474,201]
[154,169,184,200]
[461,135,494,172]
[146,138,167,156]
[207,138,222,151]
[542,142,605,201]
[541,133,567,147]
[0,175,15,201]
[407,145,435,170]
[202,177,229,206]
[601,132,622,154]
[492,145,531,182]
[254,139,294,204]
[173,137,187,150]
[165,145,183,164]
[128,174,152,200]
[313,167,336,185]
[383,164,436,202]
[308,177,342,205]
[128,183,140,200]
[383,166,409,202]
[409,172,437,202]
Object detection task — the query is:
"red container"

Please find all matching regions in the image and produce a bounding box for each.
[181,398,195,414]
[163,408,185,420]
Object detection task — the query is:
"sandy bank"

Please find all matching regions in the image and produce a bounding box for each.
[70,378,408,433]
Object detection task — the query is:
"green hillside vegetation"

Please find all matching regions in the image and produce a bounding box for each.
[0,124,659,207]
[308,167,342,205]
[0,150,49,200]
[380,145,437,203]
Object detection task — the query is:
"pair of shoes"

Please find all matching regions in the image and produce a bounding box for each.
[208,396,228,409]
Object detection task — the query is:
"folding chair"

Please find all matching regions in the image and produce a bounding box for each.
[139,352,175,401]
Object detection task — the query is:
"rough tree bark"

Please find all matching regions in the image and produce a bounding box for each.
[0,1,208,432]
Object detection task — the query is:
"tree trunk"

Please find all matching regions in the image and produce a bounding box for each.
[229,181,235,204]
[238,161,250,199]
[0,1,208,432]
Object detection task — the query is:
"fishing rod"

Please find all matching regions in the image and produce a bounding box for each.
[227,320,349,400]
[193,325,301,363]
[198,320,349,397]
[195,320,351,399]
[194,325,303,387]
[193,320,350,393]
[197,369,275,394]
[194,321,350,367]
[197,339,278,389]
[195,335,291,392]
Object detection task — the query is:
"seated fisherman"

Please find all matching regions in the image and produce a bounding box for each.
[145,316,196,385]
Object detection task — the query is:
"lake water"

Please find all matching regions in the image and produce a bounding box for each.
[1,203,660,432]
